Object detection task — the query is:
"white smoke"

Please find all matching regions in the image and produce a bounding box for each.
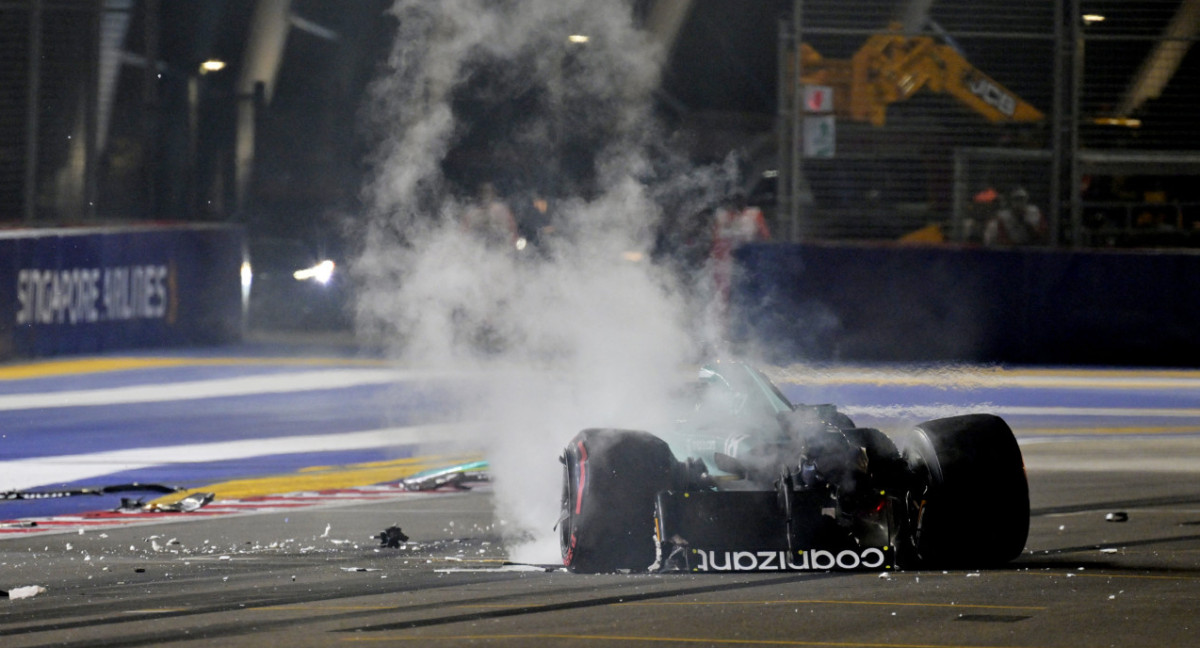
[355,0,731,562]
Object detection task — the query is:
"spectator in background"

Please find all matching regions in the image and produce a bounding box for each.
[515,192,555,252]
[963,186,1000,243]
[983,187,1047,246]
[462,182,517,248]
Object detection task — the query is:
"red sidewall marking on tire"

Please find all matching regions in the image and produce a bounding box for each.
[573,440,588,515]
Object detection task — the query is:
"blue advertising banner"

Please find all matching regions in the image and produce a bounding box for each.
[0,224,245,359]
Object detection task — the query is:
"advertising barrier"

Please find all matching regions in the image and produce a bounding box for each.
[734,242,1200,366]
[0,224,245,359]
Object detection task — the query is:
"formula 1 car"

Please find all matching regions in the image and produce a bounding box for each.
[558,361,1029,573]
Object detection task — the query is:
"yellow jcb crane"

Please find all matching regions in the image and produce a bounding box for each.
[798,24,1044,126]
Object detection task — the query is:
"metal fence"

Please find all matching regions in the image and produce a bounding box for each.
[778,0,1200,247]
[0,0,107,223]
[3,0,1199,249]
[0,0,374,234]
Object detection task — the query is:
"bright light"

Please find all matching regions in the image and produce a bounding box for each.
[200,59,226,73]
[568,34,589,44]
[762,169,779,178]
[515,236,528,251]
[294,259,335,284]
[240,260,253,304]
[1082,14,1105,24]
[1093,116,1141,128]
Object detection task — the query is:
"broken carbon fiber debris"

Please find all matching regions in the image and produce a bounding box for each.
[377,526,409,548]
[2,483,182,502]
[116,492,215,513]
[400,461,490,491]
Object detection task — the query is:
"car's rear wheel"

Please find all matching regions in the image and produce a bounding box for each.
[559,428,678,573]
[898,414,1029,568]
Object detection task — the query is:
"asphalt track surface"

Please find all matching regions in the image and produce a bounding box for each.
[2,344,1199,647]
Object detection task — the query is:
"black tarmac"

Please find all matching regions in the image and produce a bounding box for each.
[2,437,1198,647]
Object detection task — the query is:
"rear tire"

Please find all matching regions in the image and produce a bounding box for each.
[559,429,678,573]
[898,414,1029,568]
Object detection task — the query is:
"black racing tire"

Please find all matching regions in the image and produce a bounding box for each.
[825,410,856,431]
[898,414,1029,569]
[559,428,678,573]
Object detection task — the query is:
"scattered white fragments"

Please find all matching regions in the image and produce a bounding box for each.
[435,564,555,574]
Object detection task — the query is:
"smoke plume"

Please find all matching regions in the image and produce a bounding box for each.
[355,0,730,562]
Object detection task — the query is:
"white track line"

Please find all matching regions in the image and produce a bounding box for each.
[0,423,480,492]
[772,369,1200,390]
[843,404,1200,419]
[0,369,419,411]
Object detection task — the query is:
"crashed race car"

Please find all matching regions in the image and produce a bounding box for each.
[558,361,1029,573]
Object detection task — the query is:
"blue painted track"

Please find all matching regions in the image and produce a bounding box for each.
[0,346,466,519]
[3,346,1199,520]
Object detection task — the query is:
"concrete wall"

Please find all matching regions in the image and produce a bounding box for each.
[734,242,1200,366]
